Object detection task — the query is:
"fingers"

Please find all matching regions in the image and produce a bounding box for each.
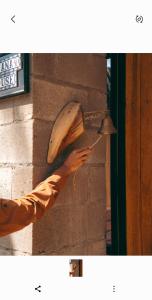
[76,148,92,158]
[65,147,92,173]
[79,155,90,164]
[76,147,92,153]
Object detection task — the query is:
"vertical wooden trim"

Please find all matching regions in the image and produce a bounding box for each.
[140,54,152,254]
[126,54,142,254]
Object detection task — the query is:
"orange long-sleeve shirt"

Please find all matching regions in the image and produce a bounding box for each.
[0,167,68,237]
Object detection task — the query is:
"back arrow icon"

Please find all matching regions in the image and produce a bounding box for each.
[11,15,15,23]
[35,285,41,292]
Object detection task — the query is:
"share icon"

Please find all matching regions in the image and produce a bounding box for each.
[35,285,41,292]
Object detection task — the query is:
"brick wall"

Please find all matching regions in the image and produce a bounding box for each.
[0,54,107,255]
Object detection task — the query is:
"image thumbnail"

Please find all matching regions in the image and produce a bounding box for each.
[69,259,83,277]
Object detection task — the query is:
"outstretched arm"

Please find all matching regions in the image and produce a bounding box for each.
[0,147,91,237]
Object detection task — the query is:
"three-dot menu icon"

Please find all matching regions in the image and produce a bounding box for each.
[113,285,116,293]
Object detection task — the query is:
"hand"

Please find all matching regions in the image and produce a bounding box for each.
[64,147,92,174]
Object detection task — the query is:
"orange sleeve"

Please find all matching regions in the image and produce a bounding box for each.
[0,170,68,237]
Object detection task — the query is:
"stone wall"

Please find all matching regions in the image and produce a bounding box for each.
[0,76,33,255]
[0,54,107,255]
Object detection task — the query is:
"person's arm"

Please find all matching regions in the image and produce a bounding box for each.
[0,147,91,237]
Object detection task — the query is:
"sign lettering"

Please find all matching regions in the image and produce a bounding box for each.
[0,53,29,99]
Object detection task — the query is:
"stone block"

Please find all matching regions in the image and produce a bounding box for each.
[54,165,89,207]
[0,99,14,125]
[32,205,72,254]
[32,203,87,255]
[55,243,89,255]
[0,90,32,125]
[0,246,13,255]
[0,167,12,199]
[87,239,106,255]
[0,225,32,255]
[88,166,106,203]
[32,54,107,92]
[12,166,33,199]
[0,248,32,256]
[58,240,106,255]
[86,201,105,241]
[33,78,88,122]
[0,120,33,164]
[53,54,106,91]
[32,53,56,78]
[14,95,33,121]
[87,90,107,112]
[36,239,106,255]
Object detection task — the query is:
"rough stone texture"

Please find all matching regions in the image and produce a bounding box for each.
[87,90,107,111]
[0,54,107,255]
[86,240,106,255]
[33,78,88,122]
[0,99,14,125]
[31,54,56,79]
[32,54,106,92]
[12,166,33,198]
[0,225,33,255]
[0,120,33,164]
[0,94,33,125]
[0,246,31,256]
[0,77,33,255]
[33,202,97,255]
[88,166,106,202]
[86,201,105,241]
[32,54,107,255]
[14,95,33,121]
[62,239,106,256]
[53,54,106,91]
[0,168,12,199]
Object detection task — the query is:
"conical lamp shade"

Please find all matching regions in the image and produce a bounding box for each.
[98,115,117,135]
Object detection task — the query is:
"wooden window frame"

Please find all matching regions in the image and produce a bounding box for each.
[108,53,127,255]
